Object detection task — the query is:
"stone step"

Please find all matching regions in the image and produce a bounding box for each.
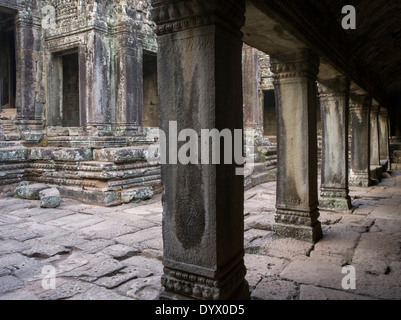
[46,136,129,148]
[28,163,161,183]
[93,146,151,163]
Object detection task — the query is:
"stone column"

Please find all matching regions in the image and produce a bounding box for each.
[370,103,381,167]
[151,0,249,300]
[318,77,352,210]
[111,23,142,136]
[14,11,44,140]
[349,94,372,187]
[242,44,263,146]
[270,49,322,243]
[379,107,390,167]
[14,12,36,126]
[85,29,112,136]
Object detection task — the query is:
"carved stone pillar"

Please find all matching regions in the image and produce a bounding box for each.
[85,29,112,136]
[151,0,249,300]
[110,8,143,136]
[318,77,352,210]
[370,103,381,167]
[15,11,44,139]
[271,49,323,243]
[349,94,372,187]
[379,107,390,165]
[242,44,263,146]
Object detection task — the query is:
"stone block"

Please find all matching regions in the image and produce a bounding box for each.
[14,183,49,200]
[52,148,93,161]
[39,188,61,208]
[121,187,153,203]
[93,147,147,163]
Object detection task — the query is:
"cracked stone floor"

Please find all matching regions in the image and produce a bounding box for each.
[0,171,400,300]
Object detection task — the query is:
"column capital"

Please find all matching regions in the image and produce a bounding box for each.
[370,104,380,115]
[349,94,371,112]
[318,76,350,98]
[150,0,245,36]
[379,106,389,116]
[270,49,319,81]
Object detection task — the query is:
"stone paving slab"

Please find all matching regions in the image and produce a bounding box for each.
[0,171,400,300]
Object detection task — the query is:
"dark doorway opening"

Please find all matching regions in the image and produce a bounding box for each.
[142,52,158,128]
[62,52,80,127]
[263,90,276,136]
[0,10,16,110]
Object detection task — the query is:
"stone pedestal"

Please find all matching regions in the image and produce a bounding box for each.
[349,94,372,187]
[318,77,352,210]
[151,0,249,300]
[271,49,322,243]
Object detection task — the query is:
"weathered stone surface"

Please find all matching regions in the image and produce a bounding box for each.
[61,254,124,282]
[22,243,70,259]
[280,260,344,290]
[14,183,49,200]
[244,213,274,231]
[0,275,24,295]
[73,239,115,254]
[0,226,41,242]
[120,256,163,275]
[115,226,161,246]
[251,277,298,300]
[247,235,314,261]
[299,284,374,300]
[94,266,152,289]
[0,240,31,255]
[68,285,131,300]
[120,275,162,300]
[311,224,361,264]
[39,280,95,300]
[39,188,61,208]
[244,253,289,290]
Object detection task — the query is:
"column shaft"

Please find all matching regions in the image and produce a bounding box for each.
[379,107,390,165]
[271,49,322,243]
[318,77,351,210]
[370,104,381,167]
[349,94,372,187]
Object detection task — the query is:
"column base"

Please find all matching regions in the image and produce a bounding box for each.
[159,261,249,300]
[349,171,372,187]
[319,197,352,211]
[273,221,322,243]
[159,280,250,301]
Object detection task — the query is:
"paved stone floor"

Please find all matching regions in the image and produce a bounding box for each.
[0,171,400,300]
